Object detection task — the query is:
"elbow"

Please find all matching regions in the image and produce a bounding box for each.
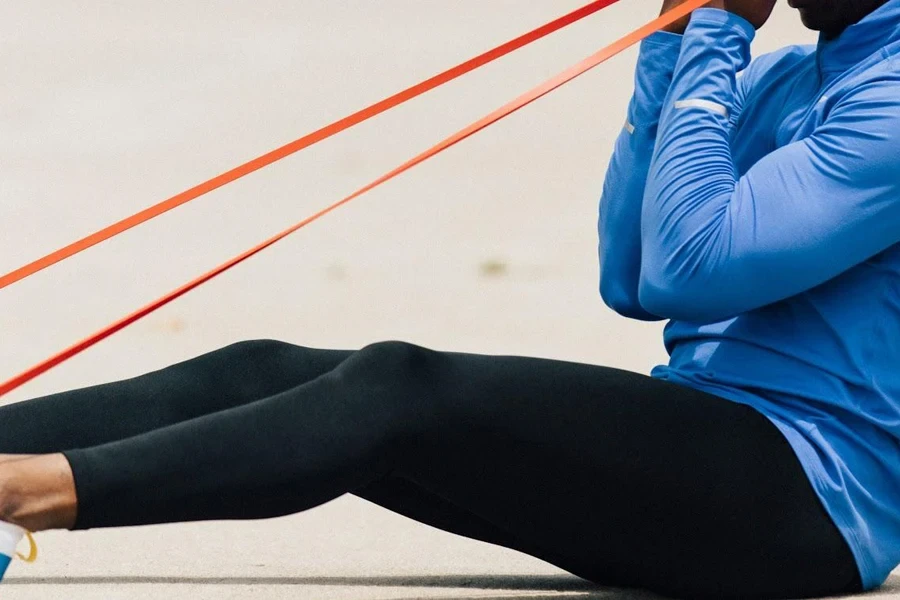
[600,279,641,318]
[636,274,686,320]
[600,276,664,322]
[637,267,738,324]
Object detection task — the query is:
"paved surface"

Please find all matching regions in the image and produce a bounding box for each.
[2,1,896,598]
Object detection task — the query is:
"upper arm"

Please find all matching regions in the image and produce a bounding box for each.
[641,79,900,322]
[735,81,900,281]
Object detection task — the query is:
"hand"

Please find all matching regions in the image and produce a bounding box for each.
[659,0,699,34]
[705,0,777,29]
[660,0,777,34]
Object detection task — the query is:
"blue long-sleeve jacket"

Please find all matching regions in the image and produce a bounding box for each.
[599,3,900,588]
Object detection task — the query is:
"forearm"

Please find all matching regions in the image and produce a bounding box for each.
[639,10,754,321]
[598,32,681,320]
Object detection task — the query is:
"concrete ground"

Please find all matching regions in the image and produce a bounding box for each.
[1,1,897,598]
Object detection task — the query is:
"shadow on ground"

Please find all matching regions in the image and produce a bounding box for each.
[1,573,662,599]
[4,573,897,599]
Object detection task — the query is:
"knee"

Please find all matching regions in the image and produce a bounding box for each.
[220,339,297,363]
[358,341,433,374]
[339,341,446,432]
[211,339,305,381]
[337,341,438,389]
[326,342,464,455]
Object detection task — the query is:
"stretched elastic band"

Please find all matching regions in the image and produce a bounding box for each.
[0,0,709,398]
[0,0,621,292]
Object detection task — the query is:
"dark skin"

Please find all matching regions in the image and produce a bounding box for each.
[661,0,890,38]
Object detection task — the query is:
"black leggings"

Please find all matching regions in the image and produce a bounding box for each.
[0,340,861,599]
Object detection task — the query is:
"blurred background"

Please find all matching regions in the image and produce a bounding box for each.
[0,2,817,598]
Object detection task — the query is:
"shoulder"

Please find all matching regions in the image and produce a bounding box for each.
[818,76,900,186]
[827,69,900,126]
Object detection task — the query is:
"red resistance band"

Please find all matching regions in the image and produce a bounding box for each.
[0,0,709,398]
[0,0,622,291]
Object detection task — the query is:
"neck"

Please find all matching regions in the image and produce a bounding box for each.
[822,0,889,40]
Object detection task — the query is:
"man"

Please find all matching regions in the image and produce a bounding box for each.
[1,3,898,599]
[600,0,900,592]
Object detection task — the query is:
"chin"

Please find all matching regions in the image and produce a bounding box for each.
[797,9,825,31]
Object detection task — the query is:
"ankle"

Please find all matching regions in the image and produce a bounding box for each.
[0,455,78,531]
[0,468,24,527]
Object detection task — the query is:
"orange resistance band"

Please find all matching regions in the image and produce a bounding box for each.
[0,0,622,292]
[0,0,709,398]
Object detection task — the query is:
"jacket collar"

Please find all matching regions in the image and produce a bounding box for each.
[817,0,900,74]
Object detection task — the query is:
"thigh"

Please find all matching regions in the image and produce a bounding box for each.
[0,340,354,454]
[389,346,860,599]
[353,476,601,582]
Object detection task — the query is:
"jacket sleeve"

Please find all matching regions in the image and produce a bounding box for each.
[639,8,900,323]
[598,31,682,321]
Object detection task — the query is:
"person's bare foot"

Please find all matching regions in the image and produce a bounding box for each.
[0,454,77,532]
